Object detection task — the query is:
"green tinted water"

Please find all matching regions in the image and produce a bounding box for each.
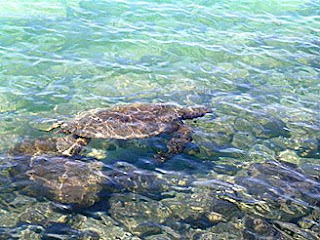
[0,0,319,239]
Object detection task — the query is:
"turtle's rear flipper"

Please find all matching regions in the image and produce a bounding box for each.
[154,125,193,162]
[60,137,90,156]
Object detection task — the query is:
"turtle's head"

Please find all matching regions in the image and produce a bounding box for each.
[181,106,213,120]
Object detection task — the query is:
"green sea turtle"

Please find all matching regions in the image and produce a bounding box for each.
[44,103,212,161]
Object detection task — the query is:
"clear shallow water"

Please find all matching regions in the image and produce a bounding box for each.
[0,0,319,239]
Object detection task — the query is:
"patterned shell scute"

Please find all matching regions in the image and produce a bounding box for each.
[61,104,183,139]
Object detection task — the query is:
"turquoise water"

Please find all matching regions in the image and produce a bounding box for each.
[0,0,319,239]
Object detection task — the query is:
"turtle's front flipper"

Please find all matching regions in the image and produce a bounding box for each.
[40,121,64,132]
[59,137,90,156]
[155,125,193,162]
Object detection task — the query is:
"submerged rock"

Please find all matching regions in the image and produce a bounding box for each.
[277,149,301,164]
[109,193,172,237]
[18,202,66,226]
[243,216,280,239]
[271,136,319,158]
[272,220,319,240]
[234,115,290,139]
[67,214,140,240]
[233,160,319,221]
[9,154,106,207]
